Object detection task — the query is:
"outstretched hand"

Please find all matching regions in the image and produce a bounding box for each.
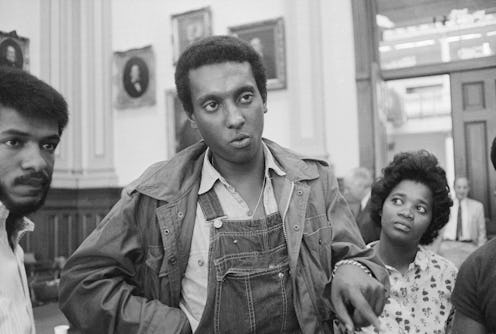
[331,263,387,333]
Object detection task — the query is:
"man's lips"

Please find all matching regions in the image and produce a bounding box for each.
[230,134,251,148]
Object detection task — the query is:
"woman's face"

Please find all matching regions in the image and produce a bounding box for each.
[380,180,433,246]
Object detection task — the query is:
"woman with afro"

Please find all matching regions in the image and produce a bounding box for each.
[359,150,457,334]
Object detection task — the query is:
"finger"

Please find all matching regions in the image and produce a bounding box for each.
[333,293,355,333]
[372,284,387,317]
[348,290,382,331]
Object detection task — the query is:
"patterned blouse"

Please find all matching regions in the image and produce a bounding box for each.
[359,244,458,334]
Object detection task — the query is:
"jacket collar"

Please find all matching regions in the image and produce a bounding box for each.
[128,138,327,202]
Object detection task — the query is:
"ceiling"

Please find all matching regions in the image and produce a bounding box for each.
[376,0,496,27]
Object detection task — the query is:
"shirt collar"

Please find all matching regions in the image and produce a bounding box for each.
[198,142,286,195]
[0,201,35,243]
[367,241,429,273]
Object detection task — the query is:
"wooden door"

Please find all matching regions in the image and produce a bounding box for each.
[451,67,496,236]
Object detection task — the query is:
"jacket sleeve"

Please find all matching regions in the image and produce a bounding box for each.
[323,166,389,288]
[59,193,191,334]
[474,201,487,247]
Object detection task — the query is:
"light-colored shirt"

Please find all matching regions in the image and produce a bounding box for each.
[360,244,457,334]
[443,198,471,241]
[0,202,35,334]
[179,143,285,332]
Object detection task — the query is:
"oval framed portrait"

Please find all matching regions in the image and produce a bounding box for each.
[122,56,150,98]
[0,38,24,69]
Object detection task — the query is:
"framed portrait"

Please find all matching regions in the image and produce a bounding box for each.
[165,90,202,155]
[229,18,286,90]
[0,30,29,71]
[171,7,212,63]
[113,45,156,109]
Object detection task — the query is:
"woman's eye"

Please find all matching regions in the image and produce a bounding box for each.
[417,206,427,214]
[392,198,403,205]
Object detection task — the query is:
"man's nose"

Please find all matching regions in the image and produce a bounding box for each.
[225,103,245,129]
[21,145,49,172]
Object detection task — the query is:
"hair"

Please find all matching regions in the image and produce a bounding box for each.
[174,35,267,116]
[491,136,496,170]
[0,66,68,134]
[369,150,453,245]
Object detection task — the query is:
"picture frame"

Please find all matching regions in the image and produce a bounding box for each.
[165,90,202,155]
[113,45,156,109]
[171,7,212,64]
[0,30,29,71]
[229,18,286,90]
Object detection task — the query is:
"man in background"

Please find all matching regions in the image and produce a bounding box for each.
[438,176,487,267]
[342,167,379,243]
[0,66,68,334]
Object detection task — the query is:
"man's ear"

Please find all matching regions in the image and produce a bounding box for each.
[188,112,198,129]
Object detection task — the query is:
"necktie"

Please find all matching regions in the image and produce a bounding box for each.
[456,202,463,240]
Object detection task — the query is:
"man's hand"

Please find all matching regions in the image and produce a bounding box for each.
[331,263,387,333]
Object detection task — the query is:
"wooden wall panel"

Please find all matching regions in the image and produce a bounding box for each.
[20,188,121,261]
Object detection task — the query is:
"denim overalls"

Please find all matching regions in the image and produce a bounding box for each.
[194,190,301,333]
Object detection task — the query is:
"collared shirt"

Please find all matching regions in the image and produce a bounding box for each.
[179,143,286,332]
[360,244,457,334]
[443,198,471,241]
[0,202,35,334]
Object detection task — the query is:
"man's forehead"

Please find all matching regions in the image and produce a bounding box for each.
[0,106,59,134]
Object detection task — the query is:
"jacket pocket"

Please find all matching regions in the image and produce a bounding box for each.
[145,245,169,277]
[303,214,332,253]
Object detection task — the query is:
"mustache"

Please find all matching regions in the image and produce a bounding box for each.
[14,172,51,186]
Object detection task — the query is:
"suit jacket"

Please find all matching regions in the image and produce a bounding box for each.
[443,197,487,247]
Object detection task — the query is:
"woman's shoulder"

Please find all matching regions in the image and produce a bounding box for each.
[420,246,458,274]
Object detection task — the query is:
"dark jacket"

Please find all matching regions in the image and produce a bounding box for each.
[59,139,388,333]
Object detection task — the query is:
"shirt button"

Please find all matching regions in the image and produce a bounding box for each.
[198,259,205,267]
[214,219,223,229]
[278,272,284,279]
[177,212,184,219]
[293,225,300,231]
[297,190,303,196]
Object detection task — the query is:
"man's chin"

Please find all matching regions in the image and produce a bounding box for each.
[2,195,48,216]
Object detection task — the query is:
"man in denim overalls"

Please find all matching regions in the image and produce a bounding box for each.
[60,36,389,334]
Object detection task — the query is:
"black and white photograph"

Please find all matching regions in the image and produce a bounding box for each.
[2,1,496,333]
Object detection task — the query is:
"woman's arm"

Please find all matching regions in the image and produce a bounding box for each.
[452,311,487,334]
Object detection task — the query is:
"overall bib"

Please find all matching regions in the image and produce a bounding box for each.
[195,190,301,333]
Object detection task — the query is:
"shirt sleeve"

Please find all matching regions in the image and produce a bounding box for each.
[452,253,484,324]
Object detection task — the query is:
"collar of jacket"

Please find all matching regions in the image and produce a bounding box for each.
[127,138,327,202]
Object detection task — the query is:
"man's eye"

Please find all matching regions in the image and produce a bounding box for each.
[42,143,57,152]
[5,139,21,147]
[239,93,254,104]
[203,101,219,112]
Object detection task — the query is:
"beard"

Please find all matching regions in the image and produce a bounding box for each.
[0,173,52,216]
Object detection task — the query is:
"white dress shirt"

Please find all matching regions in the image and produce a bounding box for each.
[0,202,35,334]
